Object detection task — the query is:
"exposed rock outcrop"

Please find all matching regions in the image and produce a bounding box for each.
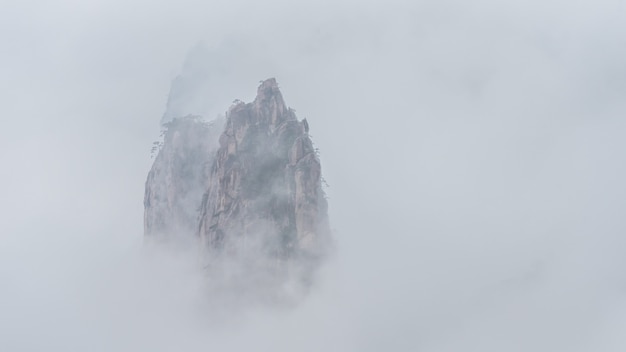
[198,78,330,263]
[145,78,330,299]
[144,116,222,242]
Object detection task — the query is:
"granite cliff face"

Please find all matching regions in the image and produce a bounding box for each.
[198,78,330,265]
[144,117,222,242]
[144,78,330,296]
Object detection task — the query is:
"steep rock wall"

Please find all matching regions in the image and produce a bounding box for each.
[197,79,330,262]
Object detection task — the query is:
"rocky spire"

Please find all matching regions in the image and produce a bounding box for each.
[145,78,330,297]
[198,78,330,262]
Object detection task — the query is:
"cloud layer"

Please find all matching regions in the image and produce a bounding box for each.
[1,0,626,350]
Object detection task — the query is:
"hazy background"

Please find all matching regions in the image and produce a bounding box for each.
[1,0,626,351]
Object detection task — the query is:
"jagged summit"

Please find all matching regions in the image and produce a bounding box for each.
[255,77,281,98]
[144,78,330,300]
[198,78,329,258]
[253,78,290,125]
[258,77,278,89]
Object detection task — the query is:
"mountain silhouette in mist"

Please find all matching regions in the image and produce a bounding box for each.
[145,78,330,300]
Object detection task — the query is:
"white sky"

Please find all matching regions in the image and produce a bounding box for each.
[1,0,626,351]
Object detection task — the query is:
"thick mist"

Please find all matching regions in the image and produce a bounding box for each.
[2,0,626,351]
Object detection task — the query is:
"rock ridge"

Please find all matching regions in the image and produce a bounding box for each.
[144,78,330,296]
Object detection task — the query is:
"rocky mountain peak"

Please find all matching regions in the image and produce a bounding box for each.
[257,80,287,123]
[144,78,330,300]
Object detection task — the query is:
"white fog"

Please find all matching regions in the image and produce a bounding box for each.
[1,0,626,351]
